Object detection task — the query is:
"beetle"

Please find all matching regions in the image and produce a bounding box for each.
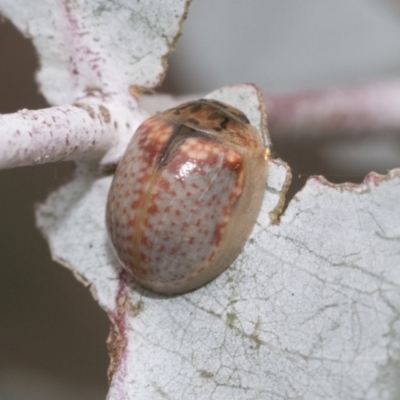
[106,99,268,294]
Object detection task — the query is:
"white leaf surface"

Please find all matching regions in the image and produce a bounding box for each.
[0,0,190,105]
[36,84,400,399]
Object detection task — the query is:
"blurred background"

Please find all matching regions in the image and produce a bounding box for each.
[1,1,400,398]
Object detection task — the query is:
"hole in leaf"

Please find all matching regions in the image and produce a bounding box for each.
[0,19,48,112]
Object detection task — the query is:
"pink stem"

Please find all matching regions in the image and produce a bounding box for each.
[265,82,400,138]
[0,93,142,170]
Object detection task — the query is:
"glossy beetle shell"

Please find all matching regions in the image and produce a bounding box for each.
[106,99,268,294]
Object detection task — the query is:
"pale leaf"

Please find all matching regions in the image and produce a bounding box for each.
[36,82,400,398]
[0,0,190,105]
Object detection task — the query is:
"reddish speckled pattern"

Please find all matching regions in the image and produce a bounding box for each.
[106,99,268,294]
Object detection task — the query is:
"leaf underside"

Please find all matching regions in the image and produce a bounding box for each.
[36,85,400,399]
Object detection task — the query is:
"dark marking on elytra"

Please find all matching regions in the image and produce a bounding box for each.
[188,118,200,125]
[206,111,220,121]
[233,113,250,124]
[174,102,204,114]
[206,111,230,131]
[220,117,229,130]
[189,103,203,113]
[169,99,251,137]
[201,99,250,125]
